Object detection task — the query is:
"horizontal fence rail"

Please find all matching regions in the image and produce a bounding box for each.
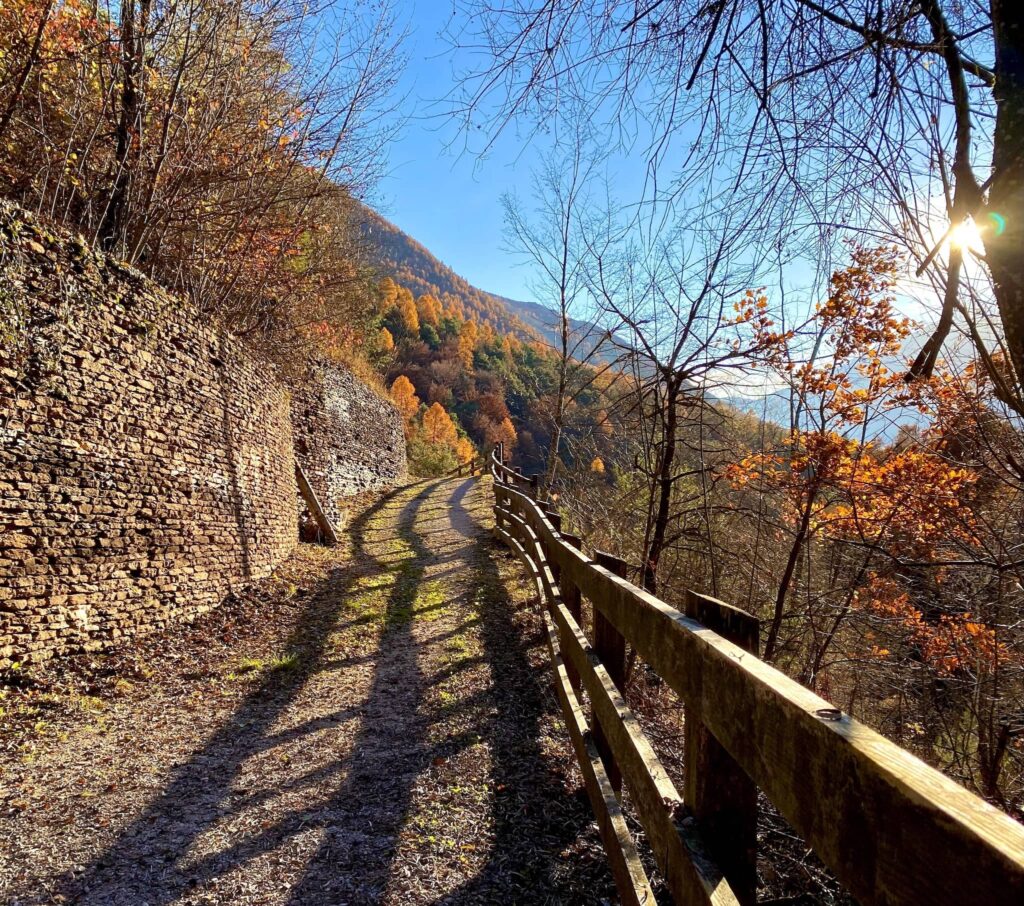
[487,443,1024,906]
[449,455,484,479]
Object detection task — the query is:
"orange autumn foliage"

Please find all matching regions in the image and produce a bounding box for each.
[725,246,998,675]
[0,0,396,358]
[494,416,517,450]
[455,437,476,464]
[857,576,1006,675]
[725,434,976,549]
[416,293,442,326]
[389,375,420,428]
[422,402,458,447]
[395,289,420,336]
[458,320,479,370]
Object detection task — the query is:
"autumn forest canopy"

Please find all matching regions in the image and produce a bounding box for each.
[3,0,1024,830]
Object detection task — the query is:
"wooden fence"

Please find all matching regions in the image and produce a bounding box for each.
[486,443,1024,906]
[449,456,484,479]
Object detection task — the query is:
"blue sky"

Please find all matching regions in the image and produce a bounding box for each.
[370,3,946,333]
[373,2,652,305]
[372,4,833,316]
[371,3,533,301]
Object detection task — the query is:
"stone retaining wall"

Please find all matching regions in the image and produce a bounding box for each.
[291,363,406,530]
[0,205,403,665]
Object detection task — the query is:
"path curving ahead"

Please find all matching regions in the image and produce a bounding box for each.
[1,478,614,905]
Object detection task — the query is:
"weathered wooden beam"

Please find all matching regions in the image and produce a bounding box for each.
[560,532,584,695]
[593,549,629,794]
[502,509,561,614]
[551,596,740,906]
[560,531,583,549]
[684,590,759,906]
[544,510,563,586]
[503,510,738,904]
[496,483,1024,906]
[295,463,338,545]
[541,609,657,906]
[494,519,655,905]
[493,521,545,604]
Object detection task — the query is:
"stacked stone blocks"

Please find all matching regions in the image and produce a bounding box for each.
[0,204,405,665]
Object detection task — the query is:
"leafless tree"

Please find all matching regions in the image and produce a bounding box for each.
[451,0,1024,406]
[502,134,614,488]
[587,209,766,593]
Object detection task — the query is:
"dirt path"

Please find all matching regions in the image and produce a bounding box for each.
[1,477,614,905]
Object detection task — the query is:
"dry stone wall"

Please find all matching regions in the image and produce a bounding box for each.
[291,363,406,530]
[0,205,400,666]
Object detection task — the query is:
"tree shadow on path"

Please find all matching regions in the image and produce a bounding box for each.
[43,477,611,906]
[52,481,435,906]
[428,479,613,905]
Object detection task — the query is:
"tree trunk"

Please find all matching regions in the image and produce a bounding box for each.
[763,487,817,662]
[100,0,149,252]
[987,1,1024,385]
[545,307,571,489]
[642,380,679,594]
[545,419,563,488]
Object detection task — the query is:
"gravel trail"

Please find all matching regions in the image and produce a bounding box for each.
[1,477,613,905]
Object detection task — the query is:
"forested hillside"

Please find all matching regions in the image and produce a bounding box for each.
[370,273,620,480]
[359,207,615,360]
[359,208,537,340]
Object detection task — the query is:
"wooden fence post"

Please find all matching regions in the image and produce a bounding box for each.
[593,550,629,794]
[543,507,563,583]
[683,589,759,906]
[494,485,506,531]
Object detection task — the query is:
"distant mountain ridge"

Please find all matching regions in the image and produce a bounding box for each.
[490,291,617,366]
[358,206,539,340]
[358,207,611,359]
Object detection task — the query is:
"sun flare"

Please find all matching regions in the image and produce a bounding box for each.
[947,217,985,251]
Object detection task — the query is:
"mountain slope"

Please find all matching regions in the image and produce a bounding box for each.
[358,207,539,340]
[493,292,617,365]
[358,207,617,364]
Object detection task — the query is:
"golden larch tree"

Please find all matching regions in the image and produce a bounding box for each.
[457,320,479,369]
[422,402,458,447]
[395,287,419,335]
[378,278,399,310]
[494,416,517,450]
[416,293,441,326]
[455,437,476,464]
[389,375,420,430]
